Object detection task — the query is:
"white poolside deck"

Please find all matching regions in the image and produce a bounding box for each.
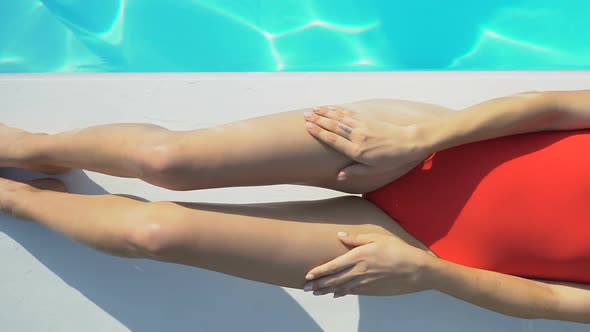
[1,72,589,332]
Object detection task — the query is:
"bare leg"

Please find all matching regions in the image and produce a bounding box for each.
[0,178,436,292]
[2,100,453,193]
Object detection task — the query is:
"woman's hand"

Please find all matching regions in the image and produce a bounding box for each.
[303,232,435,298]
[304,105,435,180]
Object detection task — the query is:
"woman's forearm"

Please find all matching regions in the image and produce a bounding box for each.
[424,257,590,323]
[423,90,590,152]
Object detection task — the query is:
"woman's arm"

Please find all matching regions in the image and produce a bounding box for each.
[424,90,590,152]
[304,91,590,180]
[427,256,590,323]
[305,233,590,323]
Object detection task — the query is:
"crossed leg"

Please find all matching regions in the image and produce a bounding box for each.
[1,99,452,292]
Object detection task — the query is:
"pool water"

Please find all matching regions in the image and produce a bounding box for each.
[1,0,589,72]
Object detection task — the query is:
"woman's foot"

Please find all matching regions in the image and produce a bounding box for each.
[0,123,69,174]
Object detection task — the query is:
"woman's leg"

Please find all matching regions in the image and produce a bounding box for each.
[0,178,435,291]
[1,99,453,193]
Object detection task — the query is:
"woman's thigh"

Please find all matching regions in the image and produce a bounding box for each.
[150,195,436,291]
[172,99,454,193]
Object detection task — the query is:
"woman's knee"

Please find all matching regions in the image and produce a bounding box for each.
[136,135,194,190]
[123,202,189,258]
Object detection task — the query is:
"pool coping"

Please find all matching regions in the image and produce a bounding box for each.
[2,71,590,80]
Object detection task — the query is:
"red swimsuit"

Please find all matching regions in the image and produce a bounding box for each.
[363,130,590,284]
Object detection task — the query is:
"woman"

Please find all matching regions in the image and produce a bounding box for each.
[0,90,588,323]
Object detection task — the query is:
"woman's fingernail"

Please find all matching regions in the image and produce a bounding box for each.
[303,284,313,292]
[303,111,312,118]
[305,273,314,280]
[312,106,320,111]
[306,122,314,129]
[338,231,348,237]
[328,106,336,111]
[313,291,323,296]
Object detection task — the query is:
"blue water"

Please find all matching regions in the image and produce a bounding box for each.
[1,0,589,72]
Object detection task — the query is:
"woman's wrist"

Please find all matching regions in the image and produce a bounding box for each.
[408,113,461,156]
[412,252,446,291]
[413,120,453,155]
[417,254,445,290]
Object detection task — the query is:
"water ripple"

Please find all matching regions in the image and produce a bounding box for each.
[449,0,590,69]
[190,0,380,70]
[1,0,589,72]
